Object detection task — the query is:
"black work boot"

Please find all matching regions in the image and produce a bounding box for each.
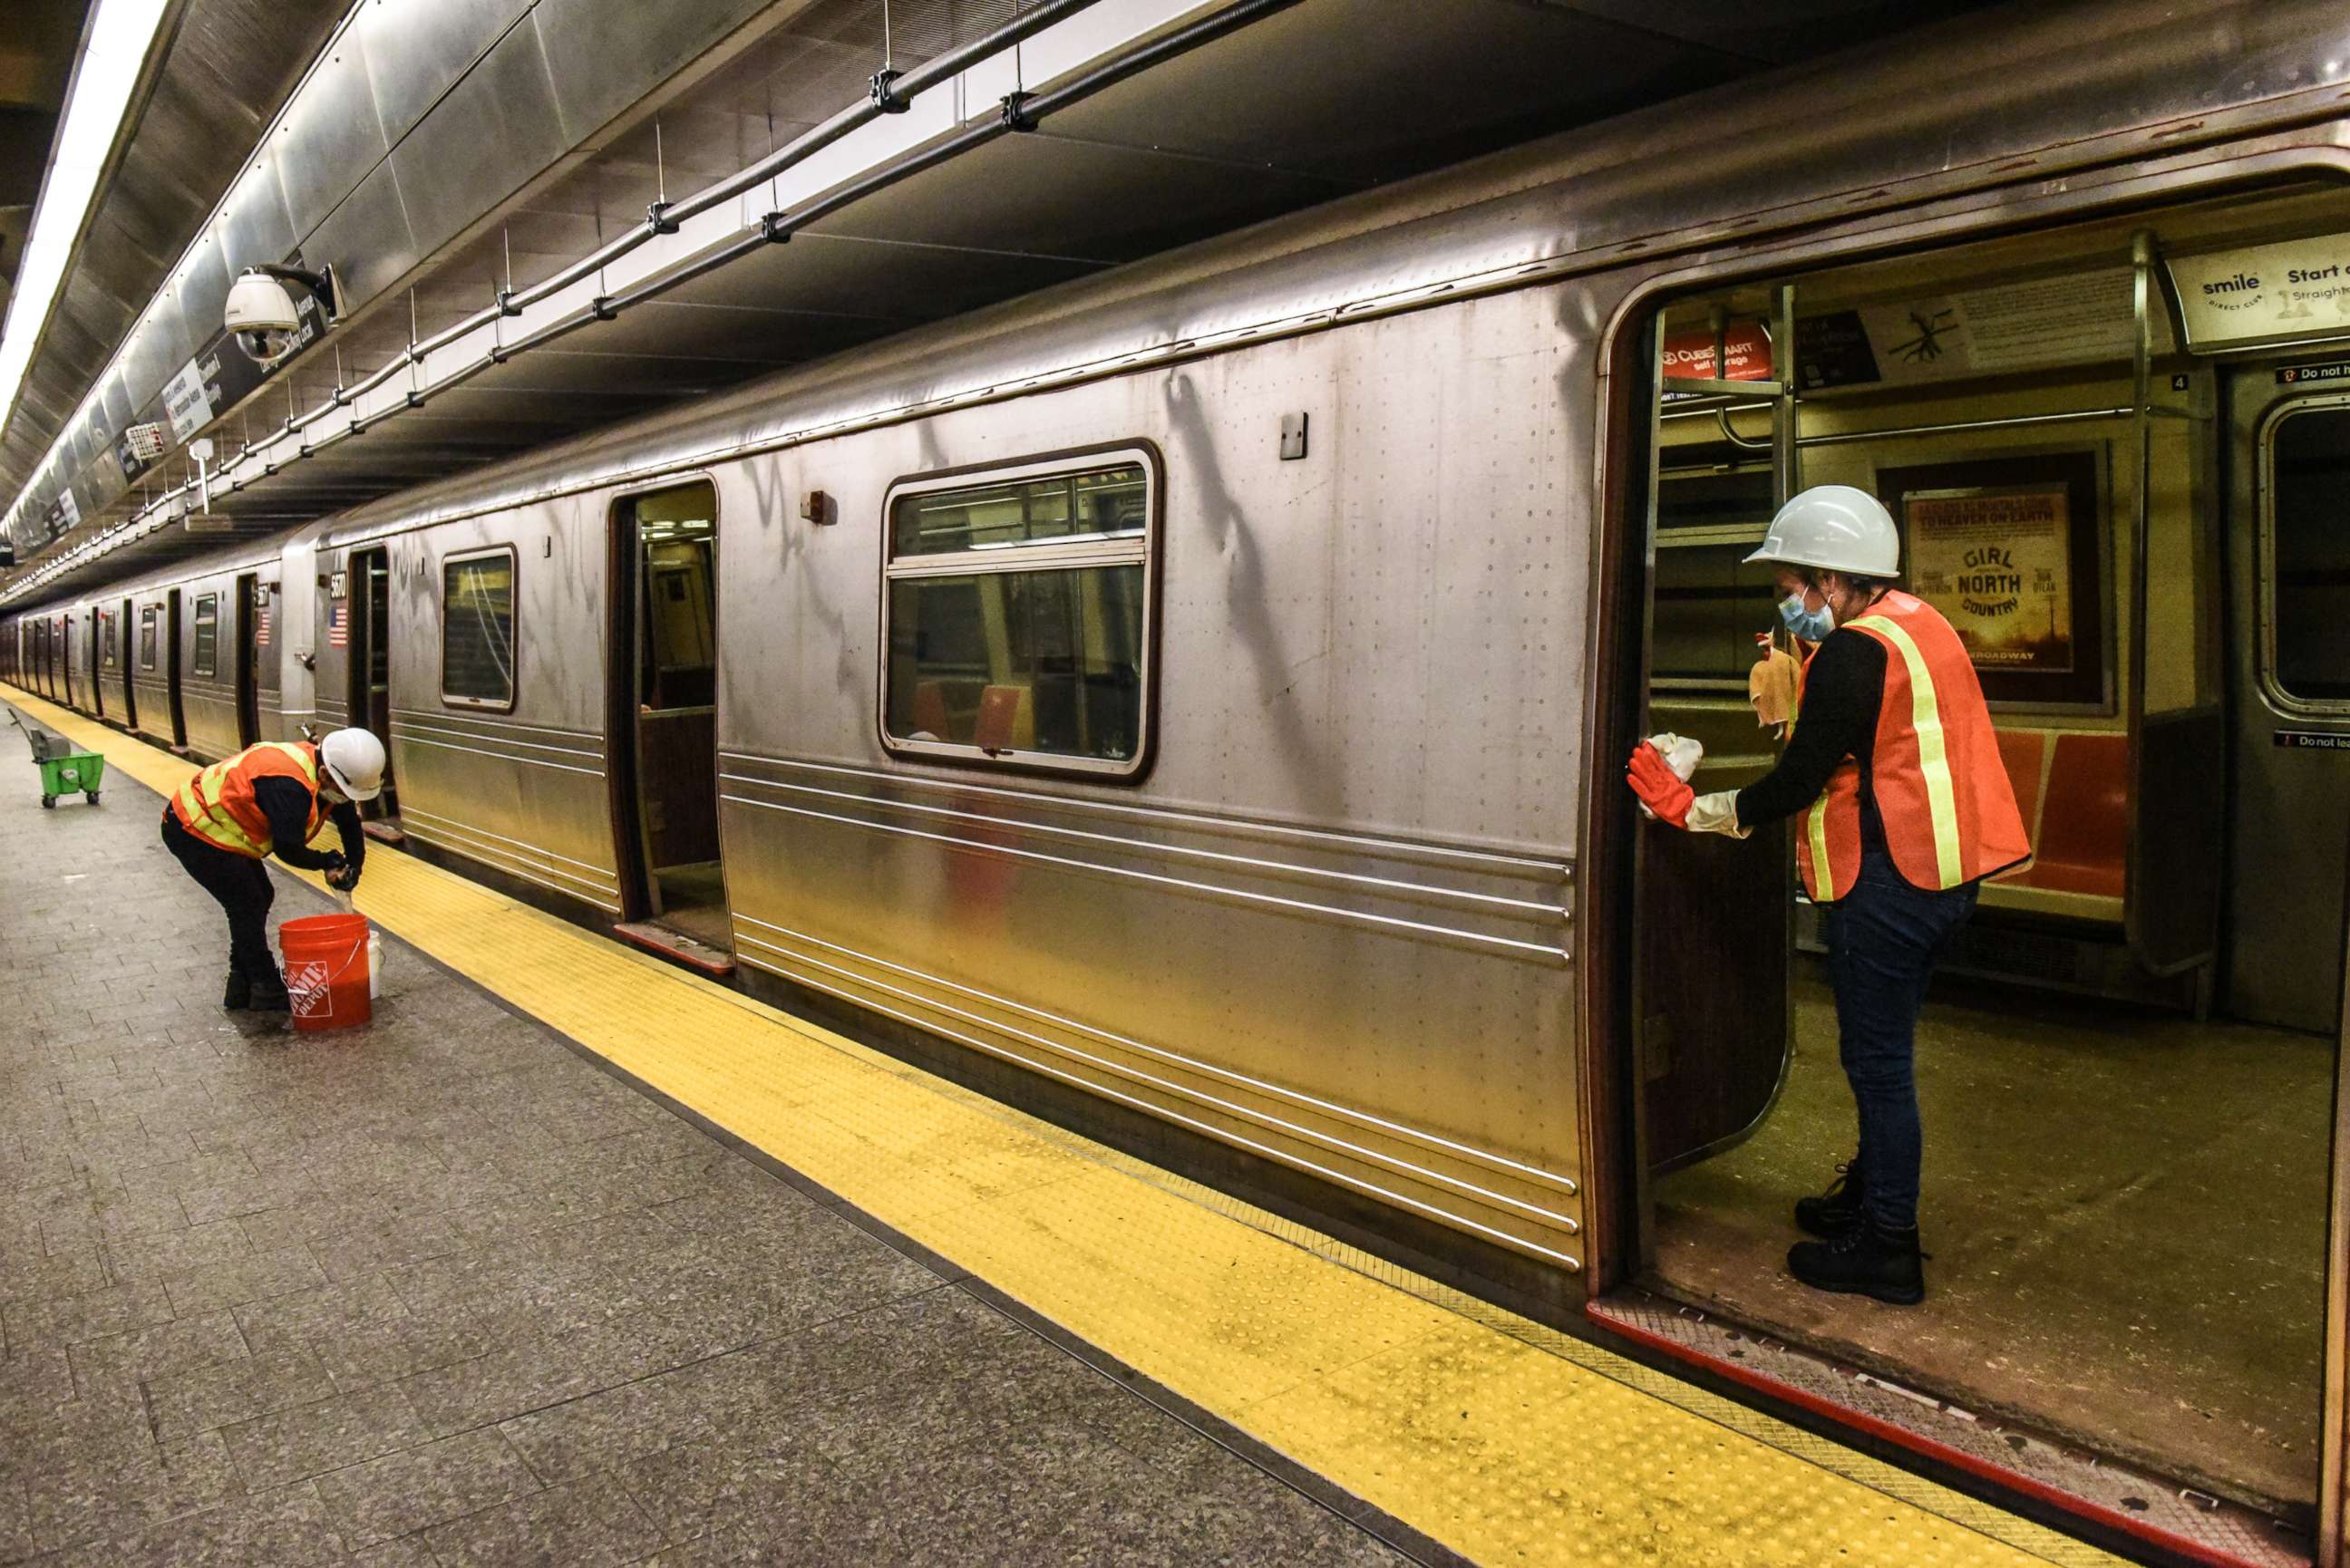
[1794,1159,1866,1239]
[222,970,251,1011]
[246,969,291,1014]
[1788,1220,1925,1306]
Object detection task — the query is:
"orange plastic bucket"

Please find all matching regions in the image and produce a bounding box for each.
[279,913,373,1031]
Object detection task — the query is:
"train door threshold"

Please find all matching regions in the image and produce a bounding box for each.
[612,918,736,979]
[1587,1287,2307,1568]
[361,819,408,847]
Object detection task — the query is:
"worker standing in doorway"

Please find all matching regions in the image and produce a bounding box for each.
[160,730,384,1011]
[1626,486,2030,1305]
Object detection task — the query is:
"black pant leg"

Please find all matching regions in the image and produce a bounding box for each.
[161,813,277,980]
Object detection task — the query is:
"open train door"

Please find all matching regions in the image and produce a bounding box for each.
[1629,294,1798,1198]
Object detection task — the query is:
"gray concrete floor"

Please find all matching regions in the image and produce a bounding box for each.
[0,770,1404,1564]
[1654,968,2332,1513]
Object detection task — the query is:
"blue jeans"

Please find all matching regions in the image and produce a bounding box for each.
[1821,853,1978,1233]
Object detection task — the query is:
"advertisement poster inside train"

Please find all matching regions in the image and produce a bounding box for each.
[1901,485,2074,673]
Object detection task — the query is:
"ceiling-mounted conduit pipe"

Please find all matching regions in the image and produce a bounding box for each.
[9,0,1308,600]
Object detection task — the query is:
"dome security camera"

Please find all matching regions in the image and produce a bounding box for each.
[225,265,338,366]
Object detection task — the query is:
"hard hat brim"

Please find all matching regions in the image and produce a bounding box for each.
[325,763,383,802]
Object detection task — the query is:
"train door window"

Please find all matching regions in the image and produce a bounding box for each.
[2265,408,2350,706]
[346,548,397,818]
[191,595,217,678]
[441,548,516,710]
[102,614,117,669]
[880,449,1155,776]
[140,607,158,670]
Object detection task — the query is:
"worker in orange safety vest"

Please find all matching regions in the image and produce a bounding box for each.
[1627,485,2030,1306]
[159,730,384,1011]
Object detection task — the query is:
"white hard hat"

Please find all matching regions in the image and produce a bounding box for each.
[1744,484,1900,576]
[318,728,386,802]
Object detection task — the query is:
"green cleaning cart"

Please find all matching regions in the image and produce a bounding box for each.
[5,708,103,808]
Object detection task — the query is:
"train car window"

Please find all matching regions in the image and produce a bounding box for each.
[192,595,218,677]
[140,607,158,671]
[102,614,118,669]
[442,548,518,709]
[634,482,716,711]
[2266,406,2350,705]
[880,450,1155,776]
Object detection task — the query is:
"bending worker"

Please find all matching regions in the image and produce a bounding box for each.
[1627,486,2029,1306]
[160,730,385,1011]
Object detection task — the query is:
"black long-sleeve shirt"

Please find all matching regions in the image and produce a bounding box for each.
[251,775,364,876]
[1733,629,1889,852]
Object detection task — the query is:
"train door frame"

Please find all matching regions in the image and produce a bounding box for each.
[345,547,397,818]
[602,478,731,968]
[57,615,72,709]
[118,597,137,731]
[232,572,259,748]
[85,608,102,721]
[164,587,188,750]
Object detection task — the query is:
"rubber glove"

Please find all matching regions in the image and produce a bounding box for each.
[1627,742,1749,838]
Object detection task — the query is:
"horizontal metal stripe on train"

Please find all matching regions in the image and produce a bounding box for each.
[723,751,1568,878]
[719,772,1565,921]
[390,707,602,744]
[737,915,1581,1212]
[721,791,1569,962]
[733,944,1583,1272]
[396,807,623,895]
[391,717,606,764]
[397,827,625,912]
[391,731,606,779]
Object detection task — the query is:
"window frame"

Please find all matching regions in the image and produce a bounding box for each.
[101,610,118,670]
[439,544,520,713]
[139,605,159,672]
[877,441,1162,781]
[2258,394,2350,716]
[191,593,218,678]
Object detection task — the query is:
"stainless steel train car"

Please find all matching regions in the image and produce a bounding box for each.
[11,4,2350,1560]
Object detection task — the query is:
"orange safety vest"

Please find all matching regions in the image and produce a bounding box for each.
[170,740,325,859]
[1793,591,2031,903]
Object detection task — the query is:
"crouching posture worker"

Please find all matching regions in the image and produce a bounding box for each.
[1627,486,2029,1305]
[160,730,385,1011]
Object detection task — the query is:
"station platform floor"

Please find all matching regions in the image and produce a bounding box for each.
[0,685,2130,1568]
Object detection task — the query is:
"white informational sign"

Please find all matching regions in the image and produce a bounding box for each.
[53,488,80,530]
[160,357,213,442]
[1858,268,2140,385]
[2167,232,2350,350]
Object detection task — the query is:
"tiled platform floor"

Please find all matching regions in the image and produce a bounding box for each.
[0,768,1402,1563]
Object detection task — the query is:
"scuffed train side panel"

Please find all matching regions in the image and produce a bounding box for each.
[384,499,625,913]
[717,283,1598,1273]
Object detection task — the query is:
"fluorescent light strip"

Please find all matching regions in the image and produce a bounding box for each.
[0,0,172,450]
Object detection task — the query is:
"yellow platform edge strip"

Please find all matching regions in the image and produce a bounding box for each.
[2,687,2121,1568]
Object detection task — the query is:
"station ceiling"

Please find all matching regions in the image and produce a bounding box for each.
[1,0,2009,605]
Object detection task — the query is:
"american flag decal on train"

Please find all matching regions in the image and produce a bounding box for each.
[327,604,348,648]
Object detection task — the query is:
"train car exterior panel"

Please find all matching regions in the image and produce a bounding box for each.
[711,290,1592,1265]
[384,502,625,913]
[129,590,174,748]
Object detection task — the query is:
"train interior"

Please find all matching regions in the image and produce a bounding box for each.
[609,479,732,972]
[1625,184,2350,1524]
[345,547,399,826]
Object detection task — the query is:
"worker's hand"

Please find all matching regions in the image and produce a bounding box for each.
[326,863,360,893]
[1627,741,1695,828]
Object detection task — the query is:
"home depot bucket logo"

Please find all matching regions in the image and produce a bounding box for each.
[287,962,331,1019]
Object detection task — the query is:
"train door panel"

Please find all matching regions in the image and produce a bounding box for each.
[345,547,397,818]
[253,577,281,741]
[117,598,137,731]
[2229,385,2350,1032]
[165,588,187,750]
[606,481,729,955]
[233,573,259,748]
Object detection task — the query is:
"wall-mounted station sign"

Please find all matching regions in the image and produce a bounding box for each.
[2166,231,2350,351]
[113,254,326,488]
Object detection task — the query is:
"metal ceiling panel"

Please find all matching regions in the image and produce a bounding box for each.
[387,14,569,256]
[1550,0,1996,64]
[534,0,777,143]
[274,34,393,237]
[669,230,1102,322]
[304,159,422,308]
[357,0,535,147]
[801,130,1349,264]
[219,158,301,274]
[1044,0,1749,186]
[170,231,236,353]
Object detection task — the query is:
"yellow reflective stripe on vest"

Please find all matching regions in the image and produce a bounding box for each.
[1805,794,1834,894]
[1847,614,1965,888]
[177,742,316,857]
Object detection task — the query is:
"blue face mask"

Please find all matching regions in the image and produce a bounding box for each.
[1779,590,1834,643]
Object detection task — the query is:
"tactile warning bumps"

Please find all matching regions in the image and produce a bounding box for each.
[8,685,2126,1568]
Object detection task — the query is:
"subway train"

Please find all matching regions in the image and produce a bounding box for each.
[8,4,2350,1561]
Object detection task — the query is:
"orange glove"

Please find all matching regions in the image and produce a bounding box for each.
[1627,741,1694,828]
